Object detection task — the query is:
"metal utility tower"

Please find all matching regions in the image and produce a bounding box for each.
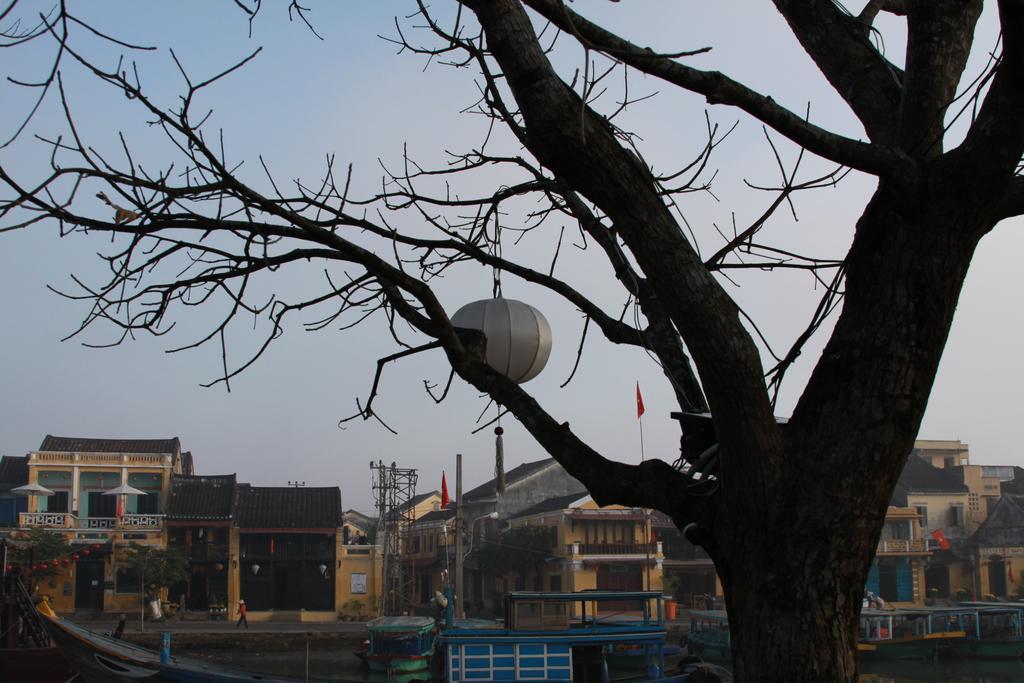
[371,460,418,616]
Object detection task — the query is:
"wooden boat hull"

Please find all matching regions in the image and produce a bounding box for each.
[948,638,1024,660]
[366,653,431,672]
[683,631,731,662]
[39,608,326,682]
[859,632,966,661]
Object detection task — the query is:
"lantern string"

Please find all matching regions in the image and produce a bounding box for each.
[491,214,503,299]
[495,416,506,496]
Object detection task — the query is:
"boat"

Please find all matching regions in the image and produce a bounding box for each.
[0,573,74,683]
[859,607,967,660]
[949,602,1024,660]
[364,615,438,673]
[686,609,878,662]
[34,598,333,682]
[684,610,731,661]
[437,590,725,682]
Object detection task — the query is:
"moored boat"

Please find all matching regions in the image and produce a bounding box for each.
[438,590,724,682]
[35,599,331,682]
[365,615,437,673]
[859,607,967,661]
[950,602,1024,660]
[684,610,731,662]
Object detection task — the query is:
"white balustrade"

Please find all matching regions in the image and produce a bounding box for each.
[20,512,70,527]
[83,517,117,529]
[122,514,164,528]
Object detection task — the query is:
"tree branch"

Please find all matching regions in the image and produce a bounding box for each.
[519,0,910,177]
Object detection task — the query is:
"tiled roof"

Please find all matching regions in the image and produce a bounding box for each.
[167,474,237,520]
[402,491,439,511]
[511,492,590,520]
[413,508,456,525]
[0,455,29,485]
[973,496,1024,547]
[463,459,555,502]
[237,486,342,529]
[345,509,376,530]
[38,435,181,455]
[891,454,968,505]
[1001,467,1024,496]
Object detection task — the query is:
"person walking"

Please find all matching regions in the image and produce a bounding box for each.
[236,599,248,629]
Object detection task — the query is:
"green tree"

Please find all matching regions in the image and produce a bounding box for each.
[2,2,1023,680]
[9,528,72,578]
[124,543,189,602]
[475,526,553,588]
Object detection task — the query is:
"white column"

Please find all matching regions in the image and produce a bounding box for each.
[72,456,81,514]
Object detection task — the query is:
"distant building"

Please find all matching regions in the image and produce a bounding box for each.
[972,495,1024,599]
[0,455,29,527]
[504,493,664,608]
[166,474,238,611]
[14,435,189,614]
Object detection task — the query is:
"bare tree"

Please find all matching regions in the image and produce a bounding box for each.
[2,1,1022,680]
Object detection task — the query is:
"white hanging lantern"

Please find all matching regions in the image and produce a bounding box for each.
[451,298,552,383]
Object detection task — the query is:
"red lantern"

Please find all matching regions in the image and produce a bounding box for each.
[61,558,70,566]
[92,543,101,549]
[82,548,91,556]
[4,564,11,572]
[71,554,79,561]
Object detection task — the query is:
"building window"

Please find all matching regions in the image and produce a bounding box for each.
[412,535,420,553]
[915,506,928,529]
[136,493,160,515]
[550,575,562,592]
[948,504,964,528]
[45,491,69,513]
[87,491,116,518]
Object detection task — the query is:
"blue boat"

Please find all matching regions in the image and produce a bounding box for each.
[438,590,727,682]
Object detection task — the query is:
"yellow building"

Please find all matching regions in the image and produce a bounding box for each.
[17,435,190,613]
[502,493,664,613]
[406,506,456,609]
[972,495,1024,600]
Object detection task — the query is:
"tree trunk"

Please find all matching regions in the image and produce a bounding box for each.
[713,174,997,681]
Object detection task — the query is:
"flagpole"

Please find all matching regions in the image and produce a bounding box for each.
[639,415,645,461]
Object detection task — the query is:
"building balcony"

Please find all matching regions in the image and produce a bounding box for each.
[876,538,933,555]
[569,541,662,556]
[20,512,164,531]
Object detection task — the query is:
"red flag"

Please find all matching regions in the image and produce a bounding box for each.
[116,494,125,520]
[269,536,275,555]
[1010,566,1017,584]
[931,529,951,550]
[441,473,450,509]
[636,382,646,419]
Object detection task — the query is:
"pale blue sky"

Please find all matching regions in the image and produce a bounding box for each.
[1,2,1020,513]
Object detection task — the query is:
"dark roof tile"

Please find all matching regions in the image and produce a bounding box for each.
[237,486,342,529]
[512,492,589,519]
[39,435,181,455]
[167,474,237,520]
[413,508,456,524]
[973,496,1024,547]
[891,454,968,505]
[463,459,554,502]
[0,455,29,486]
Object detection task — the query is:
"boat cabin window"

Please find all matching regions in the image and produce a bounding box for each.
[510,600,569,630]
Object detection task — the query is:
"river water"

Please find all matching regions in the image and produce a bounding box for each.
[198,650,1024,682]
